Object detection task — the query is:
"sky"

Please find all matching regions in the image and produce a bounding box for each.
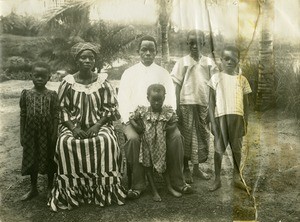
[0,0,299,41]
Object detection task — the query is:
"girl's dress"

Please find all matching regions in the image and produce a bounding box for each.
[49,74,126,211]
[129,105,177,173]
[20,88,59,175]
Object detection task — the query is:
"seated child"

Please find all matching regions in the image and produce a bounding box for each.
[207,46,252,192]
[129,84,182,201]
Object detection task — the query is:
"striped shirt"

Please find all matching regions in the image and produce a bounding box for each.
[207,72,252,117]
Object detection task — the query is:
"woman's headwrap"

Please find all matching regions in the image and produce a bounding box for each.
[70,42,100,61]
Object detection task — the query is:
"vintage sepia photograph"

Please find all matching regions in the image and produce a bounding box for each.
[0,0,299,221]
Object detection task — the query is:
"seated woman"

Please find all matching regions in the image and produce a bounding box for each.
[48,42,126,211]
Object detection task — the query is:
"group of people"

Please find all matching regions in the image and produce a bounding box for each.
[19,29,252,211]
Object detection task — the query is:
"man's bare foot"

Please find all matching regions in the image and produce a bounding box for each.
[168,187,182,198]
[184,169,193,184]
[21,188,38,201]
[209,180,221,192]
[152,193,162,202]
[193,168,210,180]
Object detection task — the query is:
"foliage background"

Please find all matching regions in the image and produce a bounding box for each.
[0,7,299,119]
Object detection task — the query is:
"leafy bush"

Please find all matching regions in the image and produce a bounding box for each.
[0,34,47,60]
[0,13,40,36]
[3,56,31,73]
[38,19,140,73]
[0,34,49,81]
[241,55,300,120]
[274,57,300,119]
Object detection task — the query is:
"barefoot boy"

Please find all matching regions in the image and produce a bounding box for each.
[207,46,252,191]
[171,30,219,183]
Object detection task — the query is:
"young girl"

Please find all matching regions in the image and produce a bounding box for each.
[208,46,252,192]
[20,62,59,201]
[129,84,182,201]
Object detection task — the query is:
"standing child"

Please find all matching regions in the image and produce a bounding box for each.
[207,46,252,191]
[20,62,59,200]
[129,84,182,202]
[171,30,219,183]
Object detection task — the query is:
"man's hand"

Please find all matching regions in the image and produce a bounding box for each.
[130,119,144,135]
[165,122,177,133]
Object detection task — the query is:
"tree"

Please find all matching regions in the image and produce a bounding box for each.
[256,0,275,110]
[39,0,138,72]
[156,0,173,69]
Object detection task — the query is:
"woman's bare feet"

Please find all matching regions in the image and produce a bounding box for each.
[21,188,38,201]
[209,180,222,192]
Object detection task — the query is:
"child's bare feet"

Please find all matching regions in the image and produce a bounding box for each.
[152,192,162,202]
[209,180,221,192]
[184,169,193,184]
[21,188,38,201]
[193,168,210,180]
[168,187,182,198]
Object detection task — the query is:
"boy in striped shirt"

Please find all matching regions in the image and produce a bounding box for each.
[208,46,252,191]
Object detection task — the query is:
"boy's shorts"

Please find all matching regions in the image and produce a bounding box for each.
[214,114,245,154]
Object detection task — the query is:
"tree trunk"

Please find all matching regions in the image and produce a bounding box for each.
[256,0,275,110]
[160,22,170,69]
[158,0,172,69]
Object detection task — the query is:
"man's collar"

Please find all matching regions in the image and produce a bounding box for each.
[139,61,155,68]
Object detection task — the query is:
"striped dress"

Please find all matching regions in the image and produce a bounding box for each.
[48,74,126,211]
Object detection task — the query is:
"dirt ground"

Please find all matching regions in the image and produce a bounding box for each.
[0,80,299,222]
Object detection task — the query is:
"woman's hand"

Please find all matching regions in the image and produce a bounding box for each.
[73,127,88,139]
[86,123,101,138]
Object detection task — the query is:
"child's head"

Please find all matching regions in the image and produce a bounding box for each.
[31,62,51,89]
[187,30,205,59]
[147,84,166,112]
[221,46,240,75]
